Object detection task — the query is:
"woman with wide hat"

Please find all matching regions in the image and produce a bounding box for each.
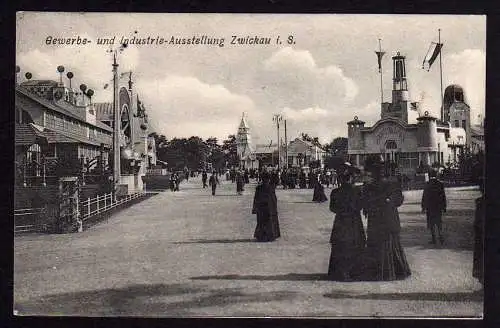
[358,154,411,281]
[327,162,366,281]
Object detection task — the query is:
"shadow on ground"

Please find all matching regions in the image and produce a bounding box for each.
[14,282,299,316]
[399,208,474,251]
[172,238,256,244]
[323,290,483,302]
[191,273,330,281]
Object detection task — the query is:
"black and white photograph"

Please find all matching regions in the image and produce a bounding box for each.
[14,12,485,318]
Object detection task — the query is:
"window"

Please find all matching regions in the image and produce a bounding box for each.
[454,120,460,128]
[27,144,42,176]
[462,120,467,132]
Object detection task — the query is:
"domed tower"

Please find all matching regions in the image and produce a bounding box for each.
[236,112,252,162]
[443,84,471,146]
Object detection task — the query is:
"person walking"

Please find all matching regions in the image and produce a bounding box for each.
[202,170,208,188]
[328,163,366,281]
[358,155,411,281]
[421,169,447,245]
[209,171,218,196]
[252,171,280,242]
[312,172,328,203]
[236,171,245,195]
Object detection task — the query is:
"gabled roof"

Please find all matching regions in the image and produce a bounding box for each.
[15,124,48,146]
[238,113,250,130]
[16,85,113,133]
[15,123,107,147]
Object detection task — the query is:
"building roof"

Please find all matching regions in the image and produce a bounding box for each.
[15,124,48,146]
[94,102,114,120]
[16,85,113,133]
[15,123,107,147]
[254,143,278,153]
[238,113,250,131]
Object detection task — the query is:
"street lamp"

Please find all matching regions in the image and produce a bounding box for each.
[107,46,126,201]
[273,114,283,170]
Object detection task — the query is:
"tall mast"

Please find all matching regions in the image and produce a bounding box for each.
[379,38,384,104]
[439,29,444,122]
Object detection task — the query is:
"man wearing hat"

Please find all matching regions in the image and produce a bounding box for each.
[359,154,411,281]
[421,168,447,245]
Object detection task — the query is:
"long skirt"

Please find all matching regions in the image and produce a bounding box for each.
[254,213,279,242]
[354,233,411,281]
[328,215,366,281]
[312,184,328,202]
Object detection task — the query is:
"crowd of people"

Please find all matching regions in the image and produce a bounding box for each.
[169,157,484,285]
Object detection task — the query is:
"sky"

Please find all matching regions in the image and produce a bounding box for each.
[16,13,486,145]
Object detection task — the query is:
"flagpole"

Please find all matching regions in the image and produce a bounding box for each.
[378,38,384,104]
[439,29,444,122]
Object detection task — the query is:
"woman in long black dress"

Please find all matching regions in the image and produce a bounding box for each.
[312,172,328,203]
[327,163,366,281]
[252,171,280,242]
[358,155,411,281]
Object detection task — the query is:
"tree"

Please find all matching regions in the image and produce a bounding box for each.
[222,134,238,168]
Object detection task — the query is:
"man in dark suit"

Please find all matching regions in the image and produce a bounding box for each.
[422,169,447,245]
[209,171,218,196]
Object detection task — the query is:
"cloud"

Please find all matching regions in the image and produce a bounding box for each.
[407,48,485,121]
[261,47,359,108]
[135,75,257,141]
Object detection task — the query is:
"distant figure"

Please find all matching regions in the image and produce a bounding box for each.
[328,163,366,281]
[312,173,328,203]
[174,173,181,191]
[325,170,331,188]
[236,171,245,195]
[252,171,280,242]
[358,155,411,281]
[308,171,315,189]
[202,170,208,188]
[473,177,484,285]
[169,173,176,192]
[421,169,447,245]
[209,171,218,196]
[299,171,307,189]
[244,169,250,184]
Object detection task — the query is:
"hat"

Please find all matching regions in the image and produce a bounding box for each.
[339,162,360,176]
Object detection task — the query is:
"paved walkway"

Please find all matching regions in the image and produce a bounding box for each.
[14,176,483,317]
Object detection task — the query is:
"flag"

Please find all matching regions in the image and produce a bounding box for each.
[375,51,385,73]
[422,42,443,71]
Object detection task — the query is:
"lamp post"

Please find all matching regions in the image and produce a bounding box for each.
[107,49,122,202]
[273,114,283,170]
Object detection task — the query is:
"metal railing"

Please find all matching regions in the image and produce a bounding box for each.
[14,207,48,233]
[80,191,145,222]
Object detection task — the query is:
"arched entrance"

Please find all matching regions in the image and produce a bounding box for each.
[384,140,398,162]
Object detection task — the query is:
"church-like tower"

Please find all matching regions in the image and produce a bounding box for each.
[236,112,252,166]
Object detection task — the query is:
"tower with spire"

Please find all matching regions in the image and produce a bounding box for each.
[236,112,253,168]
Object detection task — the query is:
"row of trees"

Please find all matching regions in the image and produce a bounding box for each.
[149,131,351,172]
[149,132,239,171]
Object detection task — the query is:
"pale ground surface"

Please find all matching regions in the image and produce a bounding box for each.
[14,175,483,318]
